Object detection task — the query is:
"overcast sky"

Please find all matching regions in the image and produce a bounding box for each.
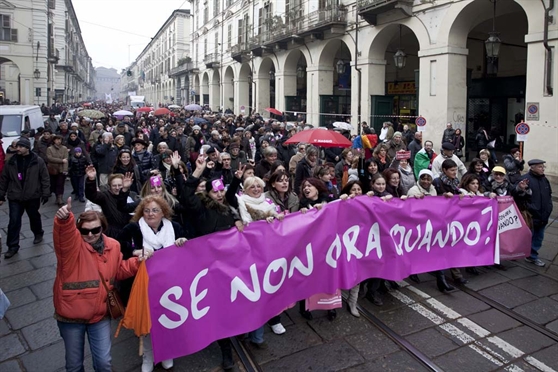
[73,0,190,72]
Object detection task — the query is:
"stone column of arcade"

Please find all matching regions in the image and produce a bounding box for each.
[306,65,334,126]
[210,77,220,111]
[236,77,250,115]
[275,71,297,113]
[418,48,468,146]
[255,75,271,114]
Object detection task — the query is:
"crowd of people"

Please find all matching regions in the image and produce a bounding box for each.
[0,102,553,372]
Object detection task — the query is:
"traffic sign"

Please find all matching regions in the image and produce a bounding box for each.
[415,116,426,132]
[240,105,246,114]
[526,102,539,121]
[415,116,427,126]
[515,122,530,135]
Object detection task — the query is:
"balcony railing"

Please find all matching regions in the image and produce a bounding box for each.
[358,0,414,25]
[203,53,220,68]
[252,2,348,51]
[169,63,191,77]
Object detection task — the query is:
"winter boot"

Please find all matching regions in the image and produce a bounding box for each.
[346,285,360,318]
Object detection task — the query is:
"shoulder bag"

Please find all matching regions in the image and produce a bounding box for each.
[98,270,125,319]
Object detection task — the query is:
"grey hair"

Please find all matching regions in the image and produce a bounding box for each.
[157,142,168,149]
[101,132,113,140]
[262,146,277,157]
[305,145,319,157]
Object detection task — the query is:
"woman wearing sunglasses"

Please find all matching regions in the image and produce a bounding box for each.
[53,197,146,372]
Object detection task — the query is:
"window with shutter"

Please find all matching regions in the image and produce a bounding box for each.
[238,19,243,44]
[227,24,231,49]
[11,28,17,42]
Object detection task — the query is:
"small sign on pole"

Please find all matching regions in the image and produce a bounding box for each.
[415,116,427,132]
[526,103,539,121]
[240,105,246,114]
[515,121,530,158]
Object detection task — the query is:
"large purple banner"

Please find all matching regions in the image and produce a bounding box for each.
[146,196,498,362]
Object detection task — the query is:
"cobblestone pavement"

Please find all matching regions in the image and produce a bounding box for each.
[1,188,557,372]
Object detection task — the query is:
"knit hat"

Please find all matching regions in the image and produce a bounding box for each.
[419,169,433,178]
[192,125,201,131]
[16,137,31,149]
[74,147,82,153]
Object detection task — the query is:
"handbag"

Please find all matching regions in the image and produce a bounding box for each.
[47,163,60,175]
[98,270,125,319]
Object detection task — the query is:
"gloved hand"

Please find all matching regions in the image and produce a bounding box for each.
[41,196,49,205]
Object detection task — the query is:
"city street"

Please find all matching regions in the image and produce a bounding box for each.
[1,188,557,372]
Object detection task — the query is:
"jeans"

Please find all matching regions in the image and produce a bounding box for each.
[7,198,43,251]
[71,175,85,199]
[530,224,546,259]
[248,325,265,344]
[57,319,112,372]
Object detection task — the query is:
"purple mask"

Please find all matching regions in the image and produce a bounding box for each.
[150,176,163,188]
[211,179,224,192]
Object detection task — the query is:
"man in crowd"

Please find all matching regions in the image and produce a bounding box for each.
[0,138,50,259]
[431,142,467,179]
[523,159,553,267]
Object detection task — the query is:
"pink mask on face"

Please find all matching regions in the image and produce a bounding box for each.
[150,176,162,188]
[211,179,224,192]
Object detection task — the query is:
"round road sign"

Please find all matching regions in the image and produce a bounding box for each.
[515,122,530,135]
[527,105,538,115]
[415,116,427,127]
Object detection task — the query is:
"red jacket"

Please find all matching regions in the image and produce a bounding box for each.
[53,213,139,323]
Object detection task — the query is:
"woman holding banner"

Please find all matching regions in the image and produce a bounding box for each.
[226,166,285,346]
[339,181,365,317]
[298,178,338,320]
[263,170,299,334]
[176,155,243,370]
[120,196,187,372]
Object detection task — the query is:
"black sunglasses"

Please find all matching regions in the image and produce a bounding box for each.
[78,226,102,235]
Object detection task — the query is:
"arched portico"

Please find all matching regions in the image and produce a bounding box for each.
[210,70,220,110]
[310,39,353,127]
[201,72,210,105]
[223,66,234,111]
[256,57,277,115]
[193,74,201,104]
[281,49,308,121]
[0,56,36,105]
[236,63,252,114]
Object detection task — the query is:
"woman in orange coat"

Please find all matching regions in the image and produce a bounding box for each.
[53,197,148,372]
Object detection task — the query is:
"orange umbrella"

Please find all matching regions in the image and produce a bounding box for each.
[115,261,151,355]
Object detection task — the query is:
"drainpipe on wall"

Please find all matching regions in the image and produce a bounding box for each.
[354,1,362,135]
[542,0,554,95]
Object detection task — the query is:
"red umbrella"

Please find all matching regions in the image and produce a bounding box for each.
[136,107,152,113]
[154,108,170,116]
[285,128,352,148]
[265,107,282,116]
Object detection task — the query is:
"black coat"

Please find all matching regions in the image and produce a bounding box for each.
[176,175,238,237]
[68,155,89,177]
[0,152,50,201]
[94,143,118,174]
[522,171,553,226]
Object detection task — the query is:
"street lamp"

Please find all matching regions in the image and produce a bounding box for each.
[269,70,275,80]
[393,50,407,69]
[485,0,501,61]
[394,25,407,69]
[336,59,346,74]
[296,66,305,78]
[34,69,40,79]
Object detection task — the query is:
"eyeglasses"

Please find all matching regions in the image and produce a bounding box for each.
[78,226,102,235]
[143,208,161,214]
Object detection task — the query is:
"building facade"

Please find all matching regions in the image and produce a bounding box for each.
[189,0,558,176]
[122,9,192,107]
[95,67,121,102]
[0,0,94,106]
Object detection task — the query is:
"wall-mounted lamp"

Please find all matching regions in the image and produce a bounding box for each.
[269,70,275,80]
[34,69,41,79]
[296,66,305,78]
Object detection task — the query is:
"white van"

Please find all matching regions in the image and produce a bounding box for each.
[0,105,44,153]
